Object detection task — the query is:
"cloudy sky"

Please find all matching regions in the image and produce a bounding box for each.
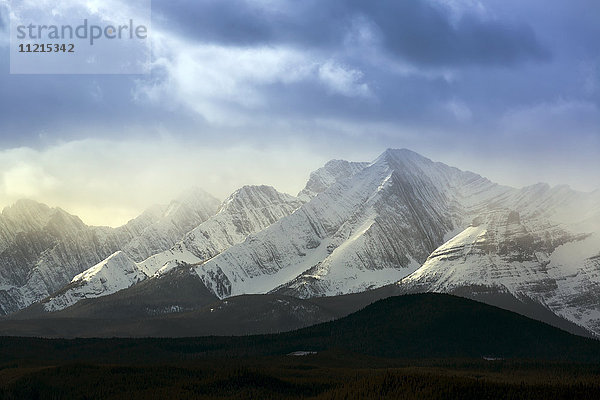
[0,0,598,226]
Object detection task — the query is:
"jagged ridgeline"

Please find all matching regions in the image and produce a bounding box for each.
[1,149,599,338]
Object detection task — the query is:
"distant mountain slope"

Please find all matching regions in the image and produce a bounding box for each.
[297,159,369,201]
[194,149,509,299]
[0,189,220,315]
[400,204,600,336]
[11,283,590,339]
[118,187,221,261]
[139,185,304,277]
[17,265,219,321]
[40,186,303,312]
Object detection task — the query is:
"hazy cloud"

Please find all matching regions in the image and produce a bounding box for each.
[0,138,330,226]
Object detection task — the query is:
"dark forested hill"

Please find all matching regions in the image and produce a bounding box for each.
[2,294,599,364]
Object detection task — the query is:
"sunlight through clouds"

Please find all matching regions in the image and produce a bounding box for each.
[0,138,328,226]
[135,32,373,124]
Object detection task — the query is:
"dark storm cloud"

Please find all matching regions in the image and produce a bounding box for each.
[153,0,550,67]
[153,0,274,46]
[350,0,550,66]
[151,0,351,50]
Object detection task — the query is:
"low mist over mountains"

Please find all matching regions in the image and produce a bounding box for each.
[1,149,598,338]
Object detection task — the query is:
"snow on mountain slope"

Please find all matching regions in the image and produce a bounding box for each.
[0,202,92,315]
[297,159,369,201]
[544,236,600,334]
[194,149,506,299]
[401,210,580,292]
[120,187,221,262]
[139,185,303,276]
[400,207,600,335]
[0,201,86,288]
[0,189,220,316]
[11,148,599,336]
[43,251,145,312]
[41,186,303,311]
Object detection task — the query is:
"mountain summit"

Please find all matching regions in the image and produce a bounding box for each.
[193,148,502,298]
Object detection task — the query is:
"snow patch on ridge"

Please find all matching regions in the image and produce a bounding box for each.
[43,251,145,312]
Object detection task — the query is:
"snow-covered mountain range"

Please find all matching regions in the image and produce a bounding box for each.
[41,185,304,311]
[195,149,495,299]
[2,149,599,337]
[400,189,600,335]
[0,188,220,315]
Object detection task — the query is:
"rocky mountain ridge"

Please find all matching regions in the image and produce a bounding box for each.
[2,149,599,338]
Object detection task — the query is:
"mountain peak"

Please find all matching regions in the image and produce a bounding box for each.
[2,198,50,215]
[1,199,55,229]
[71,250,139,285]
[161,187,220,221]
[323,159,355,169]
[385,147,418,155]
[227,185,282,201]
[298,159,369,201]
[374,148,431,166]
[174,187,220,207]
[220,185,299,214]
[45,207,87,232]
